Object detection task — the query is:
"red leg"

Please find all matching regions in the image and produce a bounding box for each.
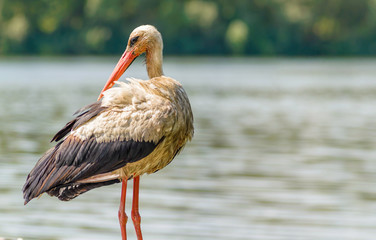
[131,176,143,240]
[118,179,128,240]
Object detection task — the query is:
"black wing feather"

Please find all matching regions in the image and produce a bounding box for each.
[23,136,159,204]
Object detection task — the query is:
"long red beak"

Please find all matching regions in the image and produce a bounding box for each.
[98,50,137,100]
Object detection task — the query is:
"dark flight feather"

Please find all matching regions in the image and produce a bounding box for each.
[23,136,159,204]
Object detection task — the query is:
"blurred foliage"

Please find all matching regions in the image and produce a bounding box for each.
[0,0,375,55]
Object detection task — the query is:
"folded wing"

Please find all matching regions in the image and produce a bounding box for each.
[23,88,174,204]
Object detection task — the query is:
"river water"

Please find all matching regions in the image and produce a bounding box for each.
[1,57,376,240]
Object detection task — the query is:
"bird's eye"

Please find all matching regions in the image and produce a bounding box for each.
[129,36,139,47]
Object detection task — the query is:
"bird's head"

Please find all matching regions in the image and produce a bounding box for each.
[98,25,163,100]
[126,25,163,57]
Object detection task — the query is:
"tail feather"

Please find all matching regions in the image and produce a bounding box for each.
[47,179,120,201]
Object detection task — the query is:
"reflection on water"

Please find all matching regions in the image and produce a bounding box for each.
[1,57,376,240]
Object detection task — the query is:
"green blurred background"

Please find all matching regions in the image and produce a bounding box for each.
[0,0,375,56]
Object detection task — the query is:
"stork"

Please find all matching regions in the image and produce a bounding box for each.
[23,25,194,240]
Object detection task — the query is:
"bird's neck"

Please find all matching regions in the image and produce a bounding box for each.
[146,43,164,79]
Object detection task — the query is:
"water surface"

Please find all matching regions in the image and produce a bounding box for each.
[1,57,376,240]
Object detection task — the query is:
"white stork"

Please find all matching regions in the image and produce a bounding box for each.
[23,25,194,240]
